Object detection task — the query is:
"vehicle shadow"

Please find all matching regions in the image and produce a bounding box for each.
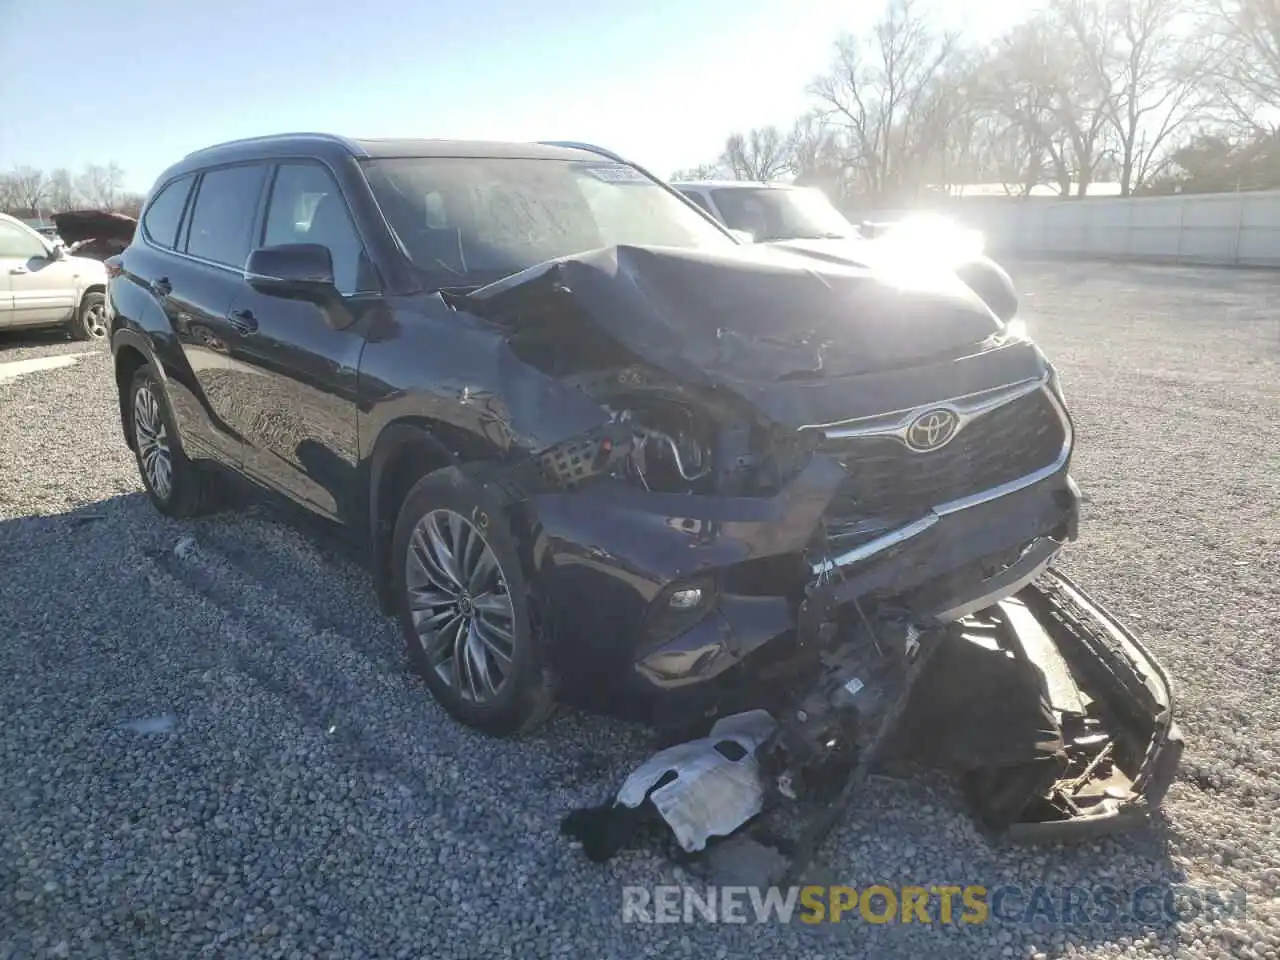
[0,327,77,352]
[0,492,1213,955]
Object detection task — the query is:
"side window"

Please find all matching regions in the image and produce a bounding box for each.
[185,164,268,267]
[0,220,48,259]
[141,176,194,249]
[263,163,367,295]
[681,190,716,217]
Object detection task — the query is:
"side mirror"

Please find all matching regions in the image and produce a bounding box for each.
[728,229,755,244]
[243,243,337,299]
[47,243,66,261]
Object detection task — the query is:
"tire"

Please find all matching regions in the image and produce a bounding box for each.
[128,366,221,518]
[68,291,108,341]
[391,466,556,736]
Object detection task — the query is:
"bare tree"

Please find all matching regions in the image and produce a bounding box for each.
[1054,0,1218,196]
[1211,0,1280,132]
[808,0,960,200]
[670,162,723,181]
[720,126,794,181]
[970,22,1074,195]
[788,112,847,193]
[5,167,49,216]
[116,192,146,218]
[0,175,16,214]
[46,168,79,212]
[76,162,125,209]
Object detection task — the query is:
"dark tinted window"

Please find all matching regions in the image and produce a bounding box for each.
[141,176,194,248]
[263,163,367,295]
[185,164,267,267]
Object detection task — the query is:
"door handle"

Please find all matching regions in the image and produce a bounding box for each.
[227,308,259,335]
[152,277,172,296]
[9,267,28,275]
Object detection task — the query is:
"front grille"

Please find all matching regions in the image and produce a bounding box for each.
[820,389,1065,519]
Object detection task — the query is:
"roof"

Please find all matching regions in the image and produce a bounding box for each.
[671,180,801,190]
[148,133,619,193]
[178,132,602,167]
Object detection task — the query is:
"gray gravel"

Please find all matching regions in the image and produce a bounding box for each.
[2,262,1279,959]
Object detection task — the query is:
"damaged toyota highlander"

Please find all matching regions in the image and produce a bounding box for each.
[108,135,1181,858]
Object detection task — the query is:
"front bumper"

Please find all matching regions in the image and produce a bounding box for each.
[527,445,1080,698]
[1002,571,1184,840]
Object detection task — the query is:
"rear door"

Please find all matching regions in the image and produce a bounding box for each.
[165,163,271,465]
[226,160,370,523]
[0,218,75,328]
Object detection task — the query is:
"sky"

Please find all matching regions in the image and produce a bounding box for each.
[1,0,1022,195]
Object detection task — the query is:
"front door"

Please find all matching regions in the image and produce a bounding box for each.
[227,161,371,524]
[0,219,75,328]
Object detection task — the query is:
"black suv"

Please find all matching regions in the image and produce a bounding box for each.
[108,134,1080,736]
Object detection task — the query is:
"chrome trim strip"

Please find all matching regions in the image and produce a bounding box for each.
[811,514,939,577]
[807,375,1045,447]
[808,383,1073,576]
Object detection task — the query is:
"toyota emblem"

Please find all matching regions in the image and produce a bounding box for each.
[905,408,959,452]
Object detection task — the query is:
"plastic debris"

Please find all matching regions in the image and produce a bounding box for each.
[120,715,176,735]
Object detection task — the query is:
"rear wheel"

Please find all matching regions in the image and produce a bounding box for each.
[391,466,556,736]
[68,291,108,341]
[128,366,220,517]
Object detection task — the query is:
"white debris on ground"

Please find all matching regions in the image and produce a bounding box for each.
[1,263,1278,959]
[119,714,177,735]
[614,710,777,853]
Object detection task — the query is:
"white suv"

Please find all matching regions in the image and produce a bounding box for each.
[0,212,111,340]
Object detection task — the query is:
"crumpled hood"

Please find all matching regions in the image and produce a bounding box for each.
[51,209,137,246]
[770,235,879,267]
[466,244,1044,427]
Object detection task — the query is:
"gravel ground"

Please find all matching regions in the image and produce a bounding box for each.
[1,262,1278,959]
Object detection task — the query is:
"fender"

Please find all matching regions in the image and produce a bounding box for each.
[955,255,1019,322]
[365,420,467,613]
[367,421,463,537]
[110,326,162,377]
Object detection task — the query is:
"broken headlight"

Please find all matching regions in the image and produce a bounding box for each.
[611,399,716,494]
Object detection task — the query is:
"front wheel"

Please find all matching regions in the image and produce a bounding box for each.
[128,366,220,517]
[69,291,108,341]
[391,466,556,736]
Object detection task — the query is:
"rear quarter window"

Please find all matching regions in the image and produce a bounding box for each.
[142,176,195,249]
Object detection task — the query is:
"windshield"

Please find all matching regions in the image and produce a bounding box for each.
[361,157,734,287]
[709,186,855,242]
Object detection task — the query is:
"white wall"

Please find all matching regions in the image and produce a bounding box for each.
[861,191,1280,267]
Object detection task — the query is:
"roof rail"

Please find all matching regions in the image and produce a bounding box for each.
[536,140,629,164]
[183,131,352,160]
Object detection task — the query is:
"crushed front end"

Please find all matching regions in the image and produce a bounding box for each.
[521,362,1079,716]
[456,244,1180,853]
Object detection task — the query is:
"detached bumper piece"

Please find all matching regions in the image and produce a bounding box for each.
[562,570,1182,880]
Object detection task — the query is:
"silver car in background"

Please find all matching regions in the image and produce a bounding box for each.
[0,212,111,340]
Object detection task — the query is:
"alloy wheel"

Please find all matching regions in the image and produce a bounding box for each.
[84,302,108,338]
[133,384,172,501]
[406,508,516,703]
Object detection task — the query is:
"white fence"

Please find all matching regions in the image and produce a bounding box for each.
[860,190,1280,267]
